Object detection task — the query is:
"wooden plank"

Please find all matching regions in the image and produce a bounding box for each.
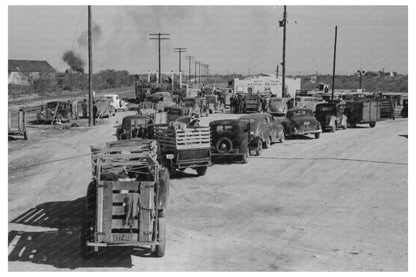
[112,205,125,216]
[139,182,154,242]
[102,182,114,242]
[113,193,129,203]
[106,181,141,191]
[112,219,139,229]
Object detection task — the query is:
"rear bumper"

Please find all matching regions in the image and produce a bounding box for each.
[291,129,322,136]
[86,241,158,248]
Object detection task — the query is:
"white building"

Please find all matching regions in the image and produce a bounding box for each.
[233,73,301,98]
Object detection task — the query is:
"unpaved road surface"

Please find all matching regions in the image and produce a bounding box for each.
[8,112,408,271]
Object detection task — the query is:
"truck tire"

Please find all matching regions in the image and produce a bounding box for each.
[155,218,166,257]
[255,142,263,156]
[80,221,95,259]
[195,166,208,176]
[315,132,321,139]
[241,150,249,164]
[369,122,376,128]
[263,136,271,149]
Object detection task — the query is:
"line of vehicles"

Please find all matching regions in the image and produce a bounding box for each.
[68,87,406,259]
[35,94,129,124]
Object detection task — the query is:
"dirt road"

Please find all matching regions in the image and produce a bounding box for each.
[8,113,408,271]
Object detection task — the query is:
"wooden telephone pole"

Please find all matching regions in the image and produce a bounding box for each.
[185,56,194,83]
[88,5,93,126]
[149,33,170,84]
[331,26,338,100]
[282,5,287,98]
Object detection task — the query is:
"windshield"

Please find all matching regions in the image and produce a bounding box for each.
[123,118,147,127]
[316,105,335,112]
[288,109,313,117]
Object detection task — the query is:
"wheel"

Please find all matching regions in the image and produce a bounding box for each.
[23,129,28,140]
[263,137,271,149]
[349,122,357,128]
[155,217,166,257]
[215,137,233,153]
[369,122,376,128]
[80,220,95,259]
[195,166,208,176]
[315,132,321,139]
[255,142,263,156]
[241,150,249,164]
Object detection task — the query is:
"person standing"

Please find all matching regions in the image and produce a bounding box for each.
[93,101,98,126]
[82,99,88,118]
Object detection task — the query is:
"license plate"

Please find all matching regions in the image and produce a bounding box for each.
[113,233,133,241]
[303,121,310,125]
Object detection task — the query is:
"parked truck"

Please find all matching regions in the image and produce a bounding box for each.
[155,125,211,176]
[345,100,379,128]
[80,139,170,258]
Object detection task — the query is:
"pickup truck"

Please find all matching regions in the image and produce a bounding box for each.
[155,125,211,176]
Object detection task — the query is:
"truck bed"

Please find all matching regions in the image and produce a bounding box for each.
[155,126,211,150]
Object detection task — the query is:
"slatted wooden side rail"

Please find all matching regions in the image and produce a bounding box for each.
[95,181,156,243]
[155,127,211,150]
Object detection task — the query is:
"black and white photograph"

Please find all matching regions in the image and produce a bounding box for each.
[6,1,410,272]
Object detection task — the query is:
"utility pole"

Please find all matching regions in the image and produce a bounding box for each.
[194,61,199,85]
[173,47,187,73]
[276,65,279,78]
[149,33,170,84]
[281,5,287,98]
[185,55,194,84]
[88,5,93,127]
[198,62,201,84]
[331,25,338,100]
[357,70,365,90]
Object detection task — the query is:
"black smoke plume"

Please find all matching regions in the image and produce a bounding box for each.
[62,50,85,73]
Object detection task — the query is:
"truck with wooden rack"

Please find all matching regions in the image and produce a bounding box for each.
[155,125,211,176]
[80,139,170,258]
[345,100,380,128]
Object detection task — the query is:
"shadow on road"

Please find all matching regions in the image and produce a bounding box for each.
[8,197,154,269]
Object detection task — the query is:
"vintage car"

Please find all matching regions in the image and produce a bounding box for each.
[282,108,322,139]
[94,97,116,118]
[269,97,288,116]
[164,106,192,123]
[315,102,348,132]
[37,101,72,124]
[294,96,324,111]
[116,115,154,140]
[210,119,251,163]
[103,94,129,111]
[239,113,285,155]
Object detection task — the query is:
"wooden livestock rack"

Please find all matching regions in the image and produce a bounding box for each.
[154,126,211,176]
[80,139,169,258]
[345,100,380,128]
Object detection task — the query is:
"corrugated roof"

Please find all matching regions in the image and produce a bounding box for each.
[8,60,55,73]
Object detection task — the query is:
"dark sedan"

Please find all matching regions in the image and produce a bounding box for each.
[281,108,322,139]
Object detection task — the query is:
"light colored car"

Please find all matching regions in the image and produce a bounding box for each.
[103,94,129,111]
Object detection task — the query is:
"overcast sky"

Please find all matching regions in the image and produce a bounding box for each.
[8,5,408,75]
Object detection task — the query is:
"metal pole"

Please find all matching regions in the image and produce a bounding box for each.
[282,5,287,98]
[331,25,338,100]
[88,5,93,126]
